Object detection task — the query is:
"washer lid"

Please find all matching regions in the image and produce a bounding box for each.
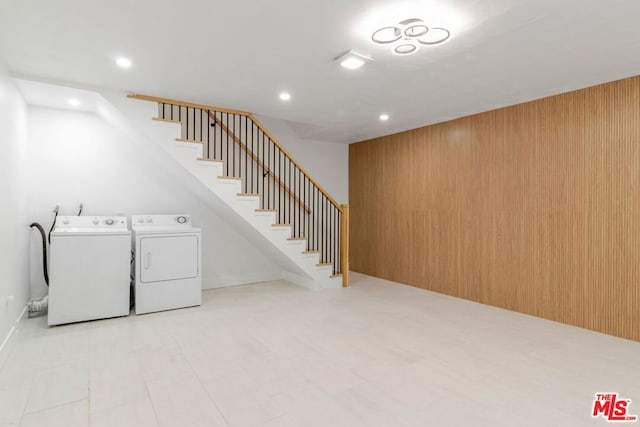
[52,230,131,236]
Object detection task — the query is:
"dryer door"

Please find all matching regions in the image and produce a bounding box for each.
[139,235,199,283]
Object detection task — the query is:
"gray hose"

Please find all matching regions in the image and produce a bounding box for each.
[29,222,49,286]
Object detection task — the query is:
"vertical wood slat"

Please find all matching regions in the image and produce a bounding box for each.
[349,74,640,342]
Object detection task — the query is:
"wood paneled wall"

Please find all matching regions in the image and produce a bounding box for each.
[349,75,640,341]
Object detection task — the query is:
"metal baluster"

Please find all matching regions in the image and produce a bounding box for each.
[223,113,227,175]
[298,168,301,239]
[274,141,277,212]
[279,148,282,223]
[255,123,259,195]
[323,197,326,264]
[332,205,335,273]
[261,131,265,209]
[215,111,218,159]
[337,209,340,274]
[304,175,307,249]
[294,166,297,237]
[250,121,254,194]
[186,108,190,140]
[244,117,248,193]
[318,191,321,262]
[266,138,270,210]
[312,185,315,253]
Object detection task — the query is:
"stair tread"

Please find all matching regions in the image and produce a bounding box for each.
[255,209,276,212]
[175,138,203,144]
[330,274,343,278]
[197,157,223,163]
[272,223,292,227]
[302,250,320,254]
[153,117,181,124]
[238,193,260,197]
[287,237,305,241]
[316,263,332,267]
[218,175,242,180]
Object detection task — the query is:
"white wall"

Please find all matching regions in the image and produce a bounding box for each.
[0,63,29,351]
[27,106,282,298]
[254,115,348,204]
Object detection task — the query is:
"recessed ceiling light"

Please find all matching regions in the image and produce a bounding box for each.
[116,57,132,68]
[279,92,291,101]
[379,113,389,121]
[68,98,81,107]
[334,50,373,70]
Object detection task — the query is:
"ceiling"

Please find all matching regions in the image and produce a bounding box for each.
[2,0,640,143]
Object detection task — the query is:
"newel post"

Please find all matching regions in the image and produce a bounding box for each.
[340,204,349,287]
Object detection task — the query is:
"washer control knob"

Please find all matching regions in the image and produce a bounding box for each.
[146,217,152,223]
[93,218,99,225]
[105,219,114,225]
[137,217,144,223]
[62,218,69,225]
[176,216,187,224]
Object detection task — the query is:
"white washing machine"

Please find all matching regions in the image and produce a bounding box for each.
[132,214,201,314]
[49,216,131,326]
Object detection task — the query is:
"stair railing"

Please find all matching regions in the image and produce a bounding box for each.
[129,93,349,286]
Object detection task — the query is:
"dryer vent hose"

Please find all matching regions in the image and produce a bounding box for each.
[27,296,48,314]
[29,222,49,286]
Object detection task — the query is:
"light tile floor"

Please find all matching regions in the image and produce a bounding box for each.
[1,272,639,426]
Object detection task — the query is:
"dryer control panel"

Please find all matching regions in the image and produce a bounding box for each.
[131,214,193,229]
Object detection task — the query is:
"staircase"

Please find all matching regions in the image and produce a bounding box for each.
[128,94,349,289]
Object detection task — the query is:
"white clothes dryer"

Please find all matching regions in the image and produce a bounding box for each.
[132,214,201,314]
[49,216,131,326]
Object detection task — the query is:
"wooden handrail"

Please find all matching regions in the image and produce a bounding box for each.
[209,111,311,214]
[129,92,342,213]
[128,93,252,118]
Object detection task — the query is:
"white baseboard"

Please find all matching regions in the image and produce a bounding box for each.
[0,305,27,357]
[202,271,283,289]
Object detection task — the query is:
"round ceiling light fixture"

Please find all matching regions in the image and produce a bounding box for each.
[371,18,450,55]
[404,23,428,38]
[371,26,402,44]
[417,27,451,45]
[394,43,418,56]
